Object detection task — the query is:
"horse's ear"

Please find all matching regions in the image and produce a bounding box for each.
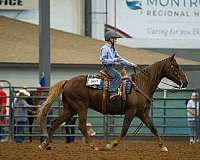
[170,53,175,61]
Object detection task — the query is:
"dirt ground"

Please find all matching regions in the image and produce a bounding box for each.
[0,140,200,160]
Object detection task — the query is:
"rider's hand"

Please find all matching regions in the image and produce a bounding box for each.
[114,58,121,62]
[131,63,137,68]
[114,61,120,65]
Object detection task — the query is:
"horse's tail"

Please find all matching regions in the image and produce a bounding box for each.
[38,80,68,134]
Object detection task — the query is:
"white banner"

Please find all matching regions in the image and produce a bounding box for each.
[0,0,38,10]
[109,0,200,48]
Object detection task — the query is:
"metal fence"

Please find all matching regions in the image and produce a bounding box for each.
[0,82,199,143]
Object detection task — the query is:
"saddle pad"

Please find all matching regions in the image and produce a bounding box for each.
[86,75,132,94]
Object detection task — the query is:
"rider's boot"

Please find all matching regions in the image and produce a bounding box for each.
[109,92,119,101]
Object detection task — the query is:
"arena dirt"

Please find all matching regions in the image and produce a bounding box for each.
[0,140,200,160]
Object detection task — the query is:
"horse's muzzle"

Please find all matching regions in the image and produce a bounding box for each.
[181,80,188,88]
[182,82,188,88]
[180,73,188,88]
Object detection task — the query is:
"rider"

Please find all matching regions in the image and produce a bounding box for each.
[100,30,137,101]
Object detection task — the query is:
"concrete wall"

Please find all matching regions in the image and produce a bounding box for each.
[0,65,99,87]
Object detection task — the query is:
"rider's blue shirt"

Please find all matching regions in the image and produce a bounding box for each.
[100,43,118,65]
[100,43,136,67]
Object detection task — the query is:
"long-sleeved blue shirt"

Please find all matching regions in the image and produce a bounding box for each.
[100,43,136,67]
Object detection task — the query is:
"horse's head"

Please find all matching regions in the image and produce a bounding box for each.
[163,54,188,88]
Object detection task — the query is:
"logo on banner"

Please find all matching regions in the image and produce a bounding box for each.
[126,0,142,10]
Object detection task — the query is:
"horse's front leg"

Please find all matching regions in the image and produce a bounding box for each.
[139,113,168,152]
[105,109,136,150]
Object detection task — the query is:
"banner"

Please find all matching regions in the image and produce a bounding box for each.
[0,0,38,10]
[110,0,200,48]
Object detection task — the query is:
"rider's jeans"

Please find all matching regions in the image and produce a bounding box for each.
[106,65,121,92]
[15,121,27,143]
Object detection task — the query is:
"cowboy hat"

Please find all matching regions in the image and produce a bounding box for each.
[16,89,30,97]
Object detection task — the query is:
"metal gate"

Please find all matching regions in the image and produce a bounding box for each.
[0,84,199,143]
[0,80,12,142]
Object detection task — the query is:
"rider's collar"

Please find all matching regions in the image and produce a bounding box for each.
[105,43,113,48]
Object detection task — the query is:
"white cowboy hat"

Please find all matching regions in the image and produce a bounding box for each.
[86,122,92,127]
[16,89,30,97]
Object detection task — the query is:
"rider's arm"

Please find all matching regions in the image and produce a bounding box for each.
[100,47,119,65]
[116,52,137,67]
[187,109,196,116]
[120,57,137,67]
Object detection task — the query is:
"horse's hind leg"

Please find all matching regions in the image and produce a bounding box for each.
[139,113,168,152]
[39,107,74,150]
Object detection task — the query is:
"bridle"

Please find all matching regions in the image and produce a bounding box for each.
[165,62,184,89]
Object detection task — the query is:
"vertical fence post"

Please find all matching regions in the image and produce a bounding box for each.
[195,89,200,143]
[110,115,114,141]
[9,86,14,142]
[103,114,109,143]
[198,89,200,143]
[163,90,167,135]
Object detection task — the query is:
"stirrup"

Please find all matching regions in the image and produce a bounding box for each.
[109,94,120,101]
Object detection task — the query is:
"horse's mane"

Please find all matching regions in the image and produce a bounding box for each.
[144,58,168,73]
[131,57,171,88]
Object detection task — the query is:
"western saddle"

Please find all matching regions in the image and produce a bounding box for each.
[99,66,129,114]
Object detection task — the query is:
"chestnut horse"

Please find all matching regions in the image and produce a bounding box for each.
[38,55,188,151]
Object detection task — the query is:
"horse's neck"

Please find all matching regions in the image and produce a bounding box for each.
[136,60,165,96]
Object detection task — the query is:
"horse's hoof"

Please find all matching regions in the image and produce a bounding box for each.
[46,146,51,150]
[38,144,45,150]
[90,145,94,149]
[112,140,119,147]
[161,146,168,152]
[94,147,99,151]
[90,145,99,151]
[106,143,112,150]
